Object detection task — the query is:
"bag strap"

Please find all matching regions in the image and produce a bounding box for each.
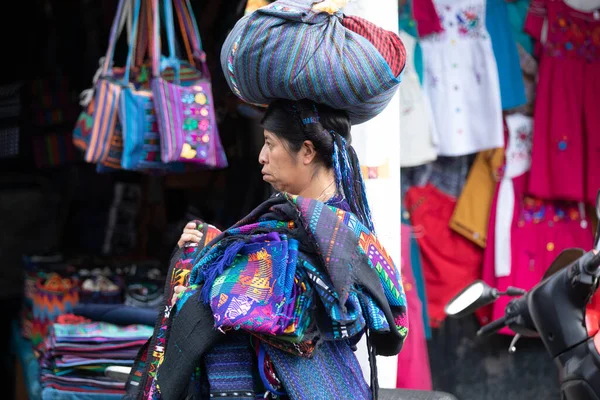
[173,0,210,78]
[153,0,209,81]
[152,0,181,82]
[133,0,150,67]
[123,0,143,84]
[116,0,131,43]
[102,0,132,75]
[135,0,194,69]
[151,0,161,77]
[164,0,178,62]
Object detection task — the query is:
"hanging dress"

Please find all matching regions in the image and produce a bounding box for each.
[399,30,438,168]
[480,114,593,332]
[506,0,535,55]
[396,222,433,390]
[486,0,527,110]
[399,0,424,83]
[525,0,600,203]
[419,0,504,156]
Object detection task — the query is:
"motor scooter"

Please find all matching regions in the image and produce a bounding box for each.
[445,191,600,400]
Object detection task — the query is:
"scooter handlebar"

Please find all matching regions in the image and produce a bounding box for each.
[477,315,508,337]
[584,251,600,275]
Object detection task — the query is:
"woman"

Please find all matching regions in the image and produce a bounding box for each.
[176,100,373,248]
[128,100,407,400]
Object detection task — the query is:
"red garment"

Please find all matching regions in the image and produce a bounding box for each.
[405,184,483,328]
[342,16,407,76]
[396,223,432,391]
[411,0,444,37]
[481,173,593,333]
[525,0,600,203]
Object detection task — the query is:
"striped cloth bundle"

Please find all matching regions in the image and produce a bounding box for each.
[221,0,406,125]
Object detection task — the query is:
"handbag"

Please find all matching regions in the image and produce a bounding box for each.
[73,0,142,154]
[119,0,176,172]
[151,0,227,168]
[85,0,137,164]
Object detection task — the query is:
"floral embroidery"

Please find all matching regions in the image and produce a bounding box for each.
[546,13,600,61]
[182,93,195,104]
[178,85,213,162]
[456,7,484,38]
[473,67,482,85]
[426,3,486,42]
[509,124,533,162]
[519,197,587,226]
[425,66,439,88]
[183,118,199,131]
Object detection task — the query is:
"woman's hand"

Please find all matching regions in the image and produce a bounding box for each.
[177,222,204,248]
[171,285,186,306]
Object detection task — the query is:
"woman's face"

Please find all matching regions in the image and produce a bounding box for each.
[258,130,313,194]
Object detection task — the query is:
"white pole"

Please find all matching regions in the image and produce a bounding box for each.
[343,0,402,390]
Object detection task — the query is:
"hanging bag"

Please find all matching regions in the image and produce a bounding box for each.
[84,0,135,163]
[119,0,194,172]
[73,1,145,153]
[151,0,227,168]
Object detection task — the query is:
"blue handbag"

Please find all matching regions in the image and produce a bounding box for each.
[119,0,203,172]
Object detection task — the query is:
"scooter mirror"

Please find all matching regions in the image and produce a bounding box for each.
[543,248,585,280]
[445,280,498,318]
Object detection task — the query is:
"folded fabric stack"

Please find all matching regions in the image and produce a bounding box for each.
[38,319,153,396]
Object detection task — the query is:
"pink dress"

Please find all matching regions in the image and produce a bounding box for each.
[525,0,600,203]
[397,223,433,391]
[479,113,593,331]
[481,178,593,333]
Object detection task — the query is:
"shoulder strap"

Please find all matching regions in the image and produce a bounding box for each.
[101,0,131,75]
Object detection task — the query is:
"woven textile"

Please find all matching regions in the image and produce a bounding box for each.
[204,336,256,399]
[31,274,80,346]
[132,195,406,400]
[207,233,313,339]
[266,340,371,400]
[186,194,408,354]
[123,221,222,400]
[221,0,406,125]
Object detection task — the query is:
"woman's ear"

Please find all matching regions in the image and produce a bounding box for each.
[301,140,318,165]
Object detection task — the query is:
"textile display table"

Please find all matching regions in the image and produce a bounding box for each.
[10,321,124,400]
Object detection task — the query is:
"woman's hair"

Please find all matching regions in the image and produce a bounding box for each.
[261,99,375,232]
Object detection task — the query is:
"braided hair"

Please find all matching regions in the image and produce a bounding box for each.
[261,99,375,232]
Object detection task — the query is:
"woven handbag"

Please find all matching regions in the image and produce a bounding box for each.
[151,0,227,168]
[73,0,144,154]
[85,0,134,163]
[119,0,199,172]
[221,0,406,125]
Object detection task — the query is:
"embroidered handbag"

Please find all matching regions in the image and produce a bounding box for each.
[119,0,194,172]
[151,0,227,168]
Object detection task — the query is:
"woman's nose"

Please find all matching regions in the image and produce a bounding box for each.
[258,146,268,165]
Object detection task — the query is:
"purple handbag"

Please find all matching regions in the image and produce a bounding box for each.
[151,0,227,168]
